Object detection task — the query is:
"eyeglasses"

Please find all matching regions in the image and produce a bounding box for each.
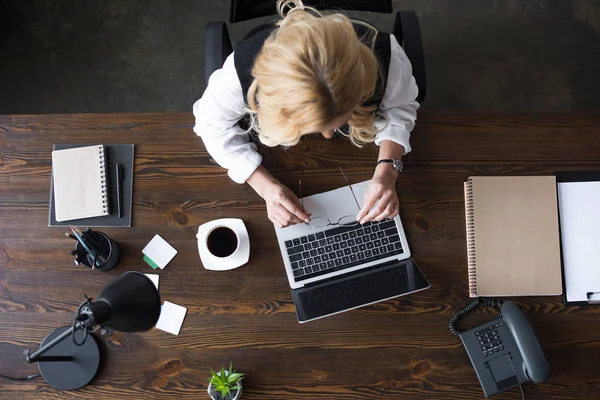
[299,166,361,228]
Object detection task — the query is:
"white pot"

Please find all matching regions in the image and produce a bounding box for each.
[208,372,242,400]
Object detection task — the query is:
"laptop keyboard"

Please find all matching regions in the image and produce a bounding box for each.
[284,219,404,282]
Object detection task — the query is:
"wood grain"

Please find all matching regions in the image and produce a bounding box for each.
[1,113,600,399]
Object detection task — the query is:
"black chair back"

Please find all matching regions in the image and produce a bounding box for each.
[230,0,392,23]
[206,0,426,102]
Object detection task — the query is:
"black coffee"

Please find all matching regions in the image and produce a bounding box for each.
[206,227,238,257]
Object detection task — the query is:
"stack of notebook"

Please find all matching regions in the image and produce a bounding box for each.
[49,144,134,227]
[464,176,563,297]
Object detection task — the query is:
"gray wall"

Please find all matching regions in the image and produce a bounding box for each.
[1,0,599,113]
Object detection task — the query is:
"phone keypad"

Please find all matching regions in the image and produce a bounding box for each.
[475,321,504,357]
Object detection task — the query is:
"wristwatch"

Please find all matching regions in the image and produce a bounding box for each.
[377,159,403,173]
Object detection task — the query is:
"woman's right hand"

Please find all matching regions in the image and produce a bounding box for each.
[247,166,311,228]
[261,181,311,228]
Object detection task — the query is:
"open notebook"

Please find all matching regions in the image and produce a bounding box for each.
[52,145,109,222]
[464,176,562,297]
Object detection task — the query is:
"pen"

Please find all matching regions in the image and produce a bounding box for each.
[116,163,123,218]
[64,232,77,240]
[70,226,94,254]
[83,230,108,260]
[70,226,99,267]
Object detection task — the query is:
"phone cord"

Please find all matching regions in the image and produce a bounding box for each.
[448,297,503,336]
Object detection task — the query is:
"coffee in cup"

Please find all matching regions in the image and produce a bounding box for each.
[206,226,238,258]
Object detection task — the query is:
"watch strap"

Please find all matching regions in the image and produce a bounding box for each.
[377,159,402,173]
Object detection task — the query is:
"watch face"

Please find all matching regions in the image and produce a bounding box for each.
[393,160,403,172]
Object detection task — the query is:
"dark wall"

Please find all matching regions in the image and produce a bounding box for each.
[1,0,599,113]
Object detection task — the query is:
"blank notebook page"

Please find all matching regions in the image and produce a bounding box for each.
[52,145,108,222]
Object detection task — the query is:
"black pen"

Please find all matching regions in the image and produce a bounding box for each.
[116,163,123,218]
[83,230,108,260]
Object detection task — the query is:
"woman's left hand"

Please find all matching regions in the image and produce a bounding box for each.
[355,166,399,224]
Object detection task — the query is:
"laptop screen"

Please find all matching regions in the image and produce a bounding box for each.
[292,258,430,323]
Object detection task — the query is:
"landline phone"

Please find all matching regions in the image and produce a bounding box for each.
[449,298,550,398]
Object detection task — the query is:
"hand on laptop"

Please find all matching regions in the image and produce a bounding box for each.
[247,166,310,228]
[356,171,399,224]
[262,181,311,228]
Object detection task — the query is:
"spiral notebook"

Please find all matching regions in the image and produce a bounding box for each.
[464,176,562,297]
[49,144,134,227]
[52,145,109,221]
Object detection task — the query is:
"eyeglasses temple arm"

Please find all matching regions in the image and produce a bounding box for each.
[299,169,305,211]
[338,166,361,211]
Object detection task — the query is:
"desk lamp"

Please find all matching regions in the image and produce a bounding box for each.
[24,271,161,390]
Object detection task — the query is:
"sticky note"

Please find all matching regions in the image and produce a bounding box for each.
[143,255,159,269]
[144,273,159,289]
[155,301,187,335]
[142,234,177,270]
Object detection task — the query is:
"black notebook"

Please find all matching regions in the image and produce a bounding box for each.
[49,144,134,227]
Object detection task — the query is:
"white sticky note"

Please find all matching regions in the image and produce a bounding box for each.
[142,234,178,269]
[144,273,159,290]
[155,301,187,335]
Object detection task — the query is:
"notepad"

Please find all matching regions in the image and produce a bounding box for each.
[51,145,109,222]
[49,144,135,227]
[144,273,160,290]
[142,235,177,270]
[464,176,562,297]
[156,301,187,335]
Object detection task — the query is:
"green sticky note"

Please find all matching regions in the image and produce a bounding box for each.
[143,255,159,270]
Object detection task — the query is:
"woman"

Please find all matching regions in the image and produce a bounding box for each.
[193,0,419,228]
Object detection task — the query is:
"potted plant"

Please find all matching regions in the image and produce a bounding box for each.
[208,363,244,400]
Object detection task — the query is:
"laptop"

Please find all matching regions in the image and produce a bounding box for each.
[275,180,430,323]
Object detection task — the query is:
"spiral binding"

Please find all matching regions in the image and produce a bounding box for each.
[465,178,477,297]
[98,145,109,215]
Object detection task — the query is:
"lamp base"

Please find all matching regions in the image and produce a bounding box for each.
[37,326,101,390]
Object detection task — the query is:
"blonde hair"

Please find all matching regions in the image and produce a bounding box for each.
[246,0,386,147]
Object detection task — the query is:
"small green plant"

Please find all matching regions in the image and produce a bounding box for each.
[209,363,244,399]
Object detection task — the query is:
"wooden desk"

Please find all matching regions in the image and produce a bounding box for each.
[1,113,600,399]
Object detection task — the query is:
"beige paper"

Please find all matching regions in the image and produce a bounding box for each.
[465,176,562,297]
[52,145,108,221]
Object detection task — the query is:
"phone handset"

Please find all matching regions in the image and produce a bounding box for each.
[501,301,550,383]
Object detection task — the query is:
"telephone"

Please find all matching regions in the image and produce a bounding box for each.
[449,298,550,398]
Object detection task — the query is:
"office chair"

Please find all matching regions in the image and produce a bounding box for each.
[205,0,426,103]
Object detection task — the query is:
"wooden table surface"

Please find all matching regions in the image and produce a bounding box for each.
[1,113,600,399]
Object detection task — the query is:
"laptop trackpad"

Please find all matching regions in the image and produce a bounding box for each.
[291,258,430,323]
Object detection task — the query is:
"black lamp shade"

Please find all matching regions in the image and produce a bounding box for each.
[93,271,161,332]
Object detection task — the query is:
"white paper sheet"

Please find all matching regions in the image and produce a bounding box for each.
[155,301,187,335]
[144,273,159,290]
[557,181,600,302]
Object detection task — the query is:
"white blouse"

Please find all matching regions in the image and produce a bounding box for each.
[193,34,419,184]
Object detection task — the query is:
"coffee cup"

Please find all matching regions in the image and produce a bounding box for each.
[197,219,250,271]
